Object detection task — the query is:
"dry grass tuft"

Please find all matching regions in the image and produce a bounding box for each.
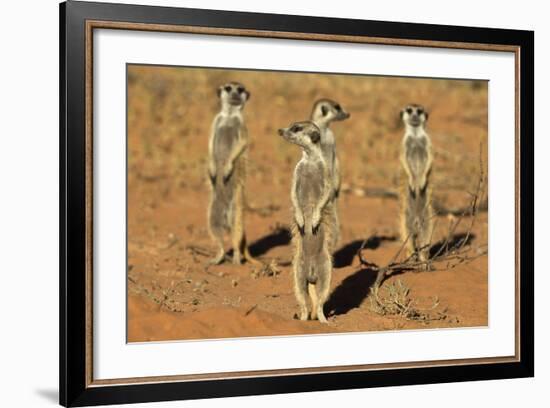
[251,259,282,278]
[369,280,449,323]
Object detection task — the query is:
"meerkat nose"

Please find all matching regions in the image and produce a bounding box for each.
[278,128,285,136]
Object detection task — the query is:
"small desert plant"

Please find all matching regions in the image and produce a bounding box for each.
[368,279,448,323]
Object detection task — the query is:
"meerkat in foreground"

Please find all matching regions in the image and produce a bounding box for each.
[207,82,255,265]
[278,121,333,323]
[399,104,434,262]
[310,99,350,251]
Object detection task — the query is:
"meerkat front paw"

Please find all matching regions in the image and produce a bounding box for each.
[208,172,216,186]
[222,164,234,184]
[311,210,321,234]
[295,213,305,236]
[208,164,217,184]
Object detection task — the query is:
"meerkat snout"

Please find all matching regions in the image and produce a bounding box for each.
[278,127,292,141]
[334,104,351,119]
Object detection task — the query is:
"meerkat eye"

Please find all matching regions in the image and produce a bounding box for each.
[334,104,341,111]
[417,108,424,115]
[237,86,245,94]
[406,107,413,114]
[291,125,302,133]
[224,85,232,93]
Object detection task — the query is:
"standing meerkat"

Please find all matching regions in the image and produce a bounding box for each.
[207,81,255,265]
[310,99,350,251]
[399,104,434,262]
[278,121,333,323]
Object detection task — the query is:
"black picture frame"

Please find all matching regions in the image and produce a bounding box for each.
[60,1,534,406]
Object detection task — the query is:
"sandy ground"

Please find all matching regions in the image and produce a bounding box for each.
[127,65,488,342]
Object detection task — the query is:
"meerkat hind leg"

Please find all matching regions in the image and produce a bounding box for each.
[231,187,245,265]
[208,207,226,265]
[417,216,433,266]
[314,259,332,323]
[308,283,318,320]
[401,196,419,261]
[294,266,310,321]
[330,201,340,252]
[209,233,226,265]
[231,187,260,265]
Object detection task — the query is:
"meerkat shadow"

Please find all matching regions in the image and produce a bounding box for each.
[248,226,292,257]
[325,267,378,317]
[333,235,397,268]
[428,232,476,259]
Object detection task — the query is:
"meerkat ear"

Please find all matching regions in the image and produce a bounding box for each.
[309,130,320,144]
[245,90,251,101]
[321,105,329,116]
[400,110,404,119]
[217,86,222,98]
[424,111,429,121]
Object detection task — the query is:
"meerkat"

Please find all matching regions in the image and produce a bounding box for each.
[399,104,434,262]
[310,99,350,251]
[278,121,333,323]
[207,81,256,265]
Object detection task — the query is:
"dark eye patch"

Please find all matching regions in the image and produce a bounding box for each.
[291,125,303,133]
[224,85,232,92]
[321,105,329,116]
[309,131,320,144]
[334,104,341,111]
[417,108,424,115]
[237,86,245,94]
[406,107,413,114]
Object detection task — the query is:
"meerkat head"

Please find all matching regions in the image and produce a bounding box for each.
[401,104,429,128]
[311,99,350,124]
[217,82,250,109]
[278,121,321,151]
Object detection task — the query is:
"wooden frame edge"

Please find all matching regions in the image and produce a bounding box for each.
[88,19,520,52]
[89,355,520,387]
[83,19,523,388]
